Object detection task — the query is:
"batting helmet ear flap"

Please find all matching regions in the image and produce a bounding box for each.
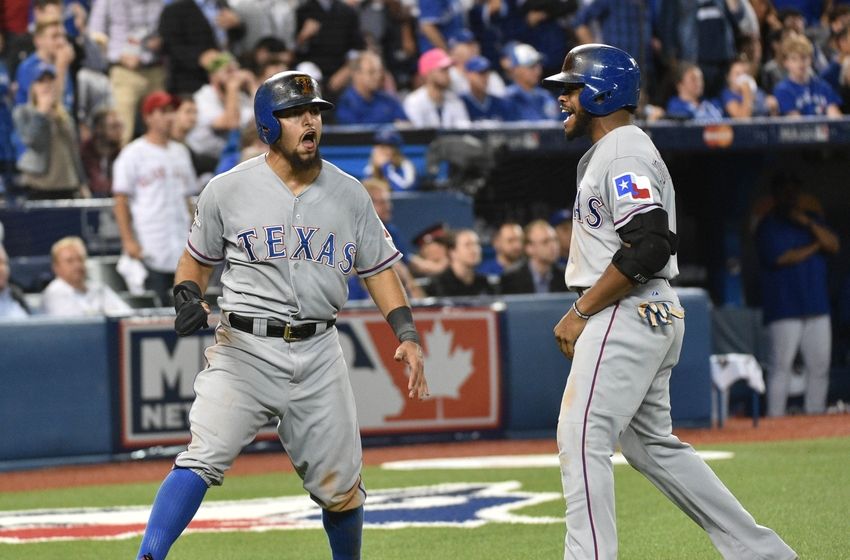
[254,71,334,145]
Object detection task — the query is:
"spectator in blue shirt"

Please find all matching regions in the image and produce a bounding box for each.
[773,34,843,116]
[417,0,466,52]
[665,62,724,121]
[502,43,560,121]
[362,126,418,192]
[334,51,409,125]
[720,58,779,118]
[13,18,75,112]
[755,174,840,416]
[478,221,524,276]
[461,56,514,122]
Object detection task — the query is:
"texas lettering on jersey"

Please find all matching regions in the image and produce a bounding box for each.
[235,225,357,275]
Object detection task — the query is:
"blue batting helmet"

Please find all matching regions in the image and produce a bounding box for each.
[254,71,334,144]
[542,44,640,116]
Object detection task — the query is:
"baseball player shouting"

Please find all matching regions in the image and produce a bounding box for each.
[136,71,429,560]
[546,45,797,560]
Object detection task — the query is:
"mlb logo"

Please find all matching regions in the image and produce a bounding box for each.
[613,173,653,202]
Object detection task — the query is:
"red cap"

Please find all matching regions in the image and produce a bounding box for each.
[141,91,178,116]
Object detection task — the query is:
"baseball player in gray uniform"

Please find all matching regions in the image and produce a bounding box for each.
[546,45,798,560]
[135,71,429,560]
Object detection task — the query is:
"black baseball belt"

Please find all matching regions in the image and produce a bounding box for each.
[228,313,335,342]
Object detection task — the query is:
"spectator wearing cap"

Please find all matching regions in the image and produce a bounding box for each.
[461,55,515,122]
[335,51,409,125]
[185,51,255,162]
[774,34,842,116]
[416,0,467,52]
[549,208,573,267]
[500,219,567,295]
[87,0,166,146]
[363,126,418,191]
[412,222,449,278]
[295,0,365,94]
[665,62,724,121]
[13,18,75,112]
[158,0,245,96]
[12,62,88,200]
[478,221,524,276]
[403,48,471,128]
[448,29,507,96]
[112,91,199,306]
[502,43,561,121]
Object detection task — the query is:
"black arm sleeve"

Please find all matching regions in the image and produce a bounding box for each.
[611,208,674,284]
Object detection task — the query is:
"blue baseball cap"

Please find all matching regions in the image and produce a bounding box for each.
[465,55,491,73]
[448,29,476,48]
[506,42,543,68]
[34,61,57,80]
[374,125,402,147]
[549,208,573,226]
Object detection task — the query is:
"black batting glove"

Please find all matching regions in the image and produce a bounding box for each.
[173,280,209,336]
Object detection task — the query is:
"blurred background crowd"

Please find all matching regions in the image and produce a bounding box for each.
[1,0,849,416]
[1,0,850,204]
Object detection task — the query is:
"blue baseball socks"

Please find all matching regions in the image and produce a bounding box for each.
[137,467,208,560]
[322,505,364,560]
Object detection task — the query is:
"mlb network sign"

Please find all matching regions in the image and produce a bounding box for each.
[119,308,501,449]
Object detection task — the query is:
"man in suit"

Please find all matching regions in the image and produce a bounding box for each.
[500,219,567,294]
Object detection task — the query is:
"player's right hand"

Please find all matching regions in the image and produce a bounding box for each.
[173,281,210,336]
[395,341,429,400]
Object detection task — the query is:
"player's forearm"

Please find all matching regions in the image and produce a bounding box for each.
[574,263,636,316]
[174,250,215,293]
[363,267,410,317]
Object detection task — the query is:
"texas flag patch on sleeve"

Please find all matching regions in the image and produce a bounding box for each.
[612,172,654,202]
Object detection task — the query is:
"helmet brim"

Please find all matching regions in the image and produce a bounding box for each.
[542,71,585,90]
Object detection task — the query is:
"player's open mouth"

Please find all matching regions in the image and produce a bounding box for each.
[301,131,317,150]
[562,110,574,125]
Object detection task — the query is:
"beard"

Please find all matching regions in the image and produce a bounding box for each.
[276,143,322,173]
[565,109,591,140]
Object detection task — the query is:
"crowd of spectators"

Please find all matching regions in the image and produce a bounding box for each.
[2,0,850,203]
[1,0,849,311]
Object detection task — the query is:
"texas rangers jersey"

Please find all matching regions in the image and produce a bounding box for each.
[187,155,401,321]
[565,124,678,289]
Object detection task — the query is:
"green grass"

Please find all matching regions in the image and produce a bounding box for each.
[1,437,848,559]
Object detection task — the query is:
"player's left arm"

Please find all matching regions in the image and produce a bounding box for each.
[555,208,674,359]
[364,268,429,400]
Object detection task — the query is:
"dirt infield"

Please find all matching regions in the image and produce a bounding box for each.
[1,415,847,494]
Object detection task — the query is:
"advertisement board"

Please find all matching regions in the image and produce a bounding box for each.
[118,308,501,449]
